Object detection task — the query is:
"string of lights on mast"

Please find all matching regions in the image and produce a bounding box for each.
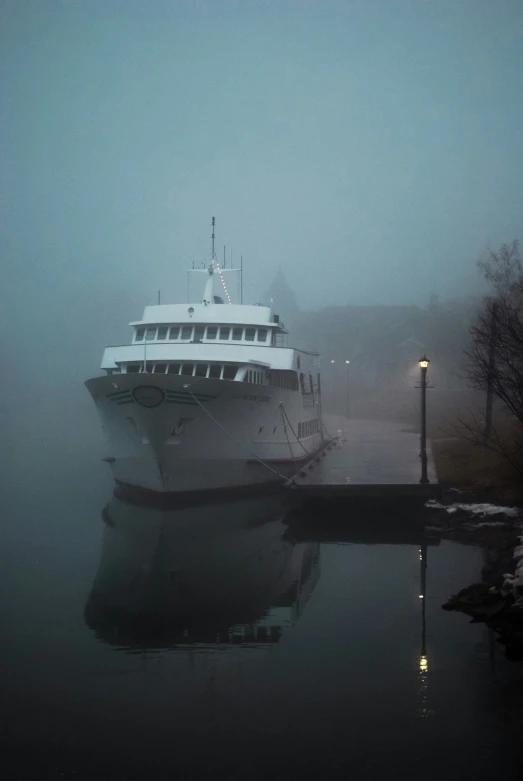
[211,217,233,305]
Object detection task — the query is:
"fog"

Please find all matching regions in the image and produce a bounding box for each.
[2,0,523,452]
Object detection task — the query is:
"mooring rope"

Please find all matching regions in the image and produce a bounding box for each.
[317,395,327,446]
[182,385,293,483]
[279,403,298,472]
[280,403,311,456]
[319,401,337,442]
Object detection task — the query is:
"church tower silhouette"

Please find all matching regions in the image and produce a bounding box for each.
[264,265,300,326]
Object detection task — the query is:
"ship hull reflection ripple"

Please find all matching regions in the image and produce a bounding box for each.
[85,494,320,649]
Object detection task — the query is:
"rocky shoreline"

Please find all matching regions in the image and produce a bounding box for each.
[425,493,523,661]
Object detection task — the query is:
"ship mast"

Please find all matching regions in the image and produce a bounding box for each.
[203,216,216,305]
[199,217,236,306]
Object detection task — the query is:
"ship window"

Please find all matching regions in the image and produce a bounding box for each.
[257,329,268,342]
[181,326,192,340]
[232,327,243,340]
[168,363,181,374]
[245,328,255,341]
[219,327,230,340]
[169,326,180,340]
[194,326,205,341]
[195,364,208,377]
[299,373,306,393]
[206,326,217,340]
[309,374,314,394]
[298,422,302,438]
[209,364,221,379]
[157,326,168,340]
[268,370,299,391]
[181,363,194,376]
[127,364,140,373]
[146,328,156,341]
[223,365,238,380]
[154,363,167,373]
[141,362,154,373]
[135,328,145,342]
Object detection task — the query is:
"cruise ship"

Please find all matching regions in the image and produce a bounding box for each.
[85,220,324,497]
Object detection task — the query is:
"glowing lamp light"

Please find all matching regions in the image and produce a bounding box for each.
[331,359,336,364]
[345,360,350,364]
[418,594,424,599]
[419,655,428,672]
[419,356,430,369]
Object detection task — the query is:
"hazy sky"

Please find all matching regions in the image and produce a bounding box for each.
[2,0,523,322]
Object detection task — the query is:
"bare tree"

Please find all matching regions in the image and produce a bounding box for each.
[462,241,523,473]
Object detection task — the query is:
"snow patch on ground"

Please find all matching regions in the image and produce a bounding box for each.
[426,500,521,519]
[465,521,510,528]
[503,535,523,593]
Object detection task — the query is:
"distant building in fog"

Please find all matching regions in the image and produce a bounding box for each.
[264,265,300,328]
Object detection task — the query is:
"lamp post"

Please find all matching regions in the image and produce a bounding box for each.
[345,360,351,419]
[419,356,430,484]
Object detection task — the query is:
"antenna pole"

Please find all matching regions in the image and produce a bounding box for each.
[158,290,160,305]
[240,255,243,304]
[211,216,215,259]
[223,245,226,269]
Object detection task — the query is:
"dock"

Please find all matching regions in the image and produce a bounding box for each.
[288,419,439,501]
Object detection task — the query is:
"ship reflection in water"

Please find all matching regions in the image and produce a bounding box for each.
[84,493,320,650]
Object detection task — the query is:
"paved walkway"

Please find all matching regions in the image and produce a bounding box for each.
[293,418,438,498]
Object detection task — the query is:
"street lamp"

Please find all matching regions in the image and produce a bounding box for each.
[345,360,351,419]
[419,356,430,484]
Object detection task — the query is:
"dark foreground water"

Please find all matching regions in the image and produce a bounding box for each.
[2,445,523,780]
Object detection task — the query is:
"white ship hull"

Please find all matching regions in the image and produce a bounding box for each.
[86,373,323,496]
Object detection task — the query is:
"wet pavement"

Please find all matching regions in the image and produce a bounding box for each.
[294,418,437,497]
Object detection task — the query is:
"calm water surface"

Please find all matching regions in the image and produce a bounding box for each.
[2,443,523,780]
